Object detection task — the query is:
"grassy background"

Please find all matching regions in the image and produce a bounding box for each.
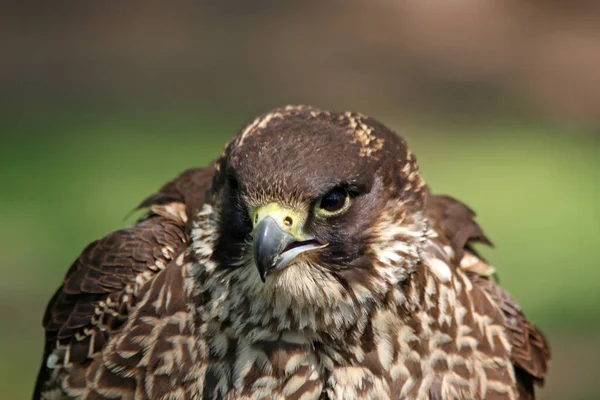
[1,109,598,399]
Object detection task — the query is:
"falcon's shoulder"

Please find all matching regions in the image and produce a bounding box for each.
[424,191,492,260]
[137,166,216,227]
[425,191,550,399]
[33,167,213,399]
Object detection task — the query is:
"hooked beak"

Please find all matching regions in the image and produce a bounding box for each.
[252,203,327,282]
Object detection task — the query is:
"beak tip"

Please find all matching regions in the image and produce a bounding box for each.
[254,254,270,283]
[253,216,292,282]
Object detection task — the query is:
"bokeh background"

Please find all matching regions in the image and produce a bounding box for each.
[1,2,599,399]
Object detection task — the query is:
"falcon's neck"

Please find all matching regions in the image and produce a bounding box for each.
[187,203,447,352]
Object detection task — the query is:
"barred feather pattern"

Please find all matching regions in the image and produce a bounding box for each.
[59,201,518,399]
[38,198,530,399]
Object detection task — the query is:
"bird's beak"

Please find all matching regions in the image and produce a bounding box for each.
[252,203,327,282]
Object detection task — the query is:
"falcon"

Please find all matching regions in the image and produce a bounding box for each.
[33,105,550,400]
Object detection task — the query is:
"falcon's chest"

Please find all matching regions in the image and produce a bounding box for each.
[195,328,395,400]
[191,271,518,400]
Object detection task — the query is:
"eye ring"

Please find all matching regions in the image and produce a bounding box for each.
[316,187,352,217]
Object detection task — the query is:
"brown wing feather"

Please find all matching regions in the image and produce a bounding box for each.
[137,166,215,228]
[425,191,493,260]
[469,272,551,380]
[425,191,551,399]
[33,167,213,400]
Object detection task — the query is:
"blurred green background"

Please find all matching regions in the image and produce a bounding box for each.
[1,2,599,399]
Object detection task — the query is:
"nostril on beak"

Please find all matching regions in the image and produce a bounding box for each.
[283,216,293,228]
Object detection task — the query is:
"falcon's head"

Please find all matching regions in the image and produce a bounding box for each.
[195,106,431,336]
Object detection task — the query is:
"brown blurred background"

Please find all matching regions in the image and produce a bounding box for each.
[1,2,599,399]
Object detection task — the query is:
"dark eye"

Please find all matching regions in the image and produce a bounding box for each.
[320,189,347,211]
[317,187,351,217]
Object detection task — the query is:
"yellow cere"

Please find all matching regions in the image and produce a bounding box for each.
[252,203,310,240]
